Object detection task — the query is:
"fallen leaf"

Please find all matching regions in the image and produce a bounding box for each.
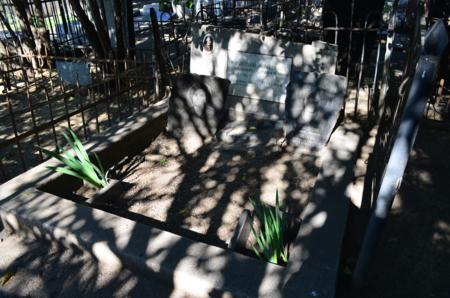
[1,271,14,286]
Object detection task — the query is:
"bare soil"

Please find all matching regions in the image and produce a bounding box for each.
[108,132,320,246]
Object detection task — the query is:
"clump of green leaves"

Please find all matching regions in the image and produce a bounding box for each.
[159,157,168,166]
[250,191,288,264]
[41,129,108,189]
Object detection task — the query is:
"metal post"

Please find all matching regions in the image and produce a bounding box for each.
[344,0,355,111]
[352,19,449,291]
[355,11,381,116]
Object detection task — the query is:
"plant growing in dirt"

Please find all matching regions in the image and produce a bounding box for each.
[41,129,108,189]
[159,157,168,166]
[250,191,288,264]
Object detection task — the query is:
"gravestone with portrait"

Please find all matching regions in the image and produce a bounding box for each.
[189,24,338,121]
[167,73,231,153]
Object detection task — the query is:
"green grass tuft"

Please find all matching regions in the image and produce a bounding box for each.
[250,190,288,264]
[40,129,108,189]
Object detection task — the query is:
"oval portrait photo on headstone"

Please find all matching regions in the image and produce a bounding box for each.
[202,34,214,53]
[190,88,207,115]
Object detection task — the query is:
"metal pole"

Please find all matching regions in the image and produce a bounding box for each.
[344,0,355,111]
[370,35,382,114]
[355,11,381,116]
[352,19,448,291]
[352,54,439,290]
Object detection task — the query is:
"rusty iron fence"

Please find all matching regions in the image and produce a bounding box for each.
[2,0,446,186]
[0,0,88,52]
[0,52,158,182]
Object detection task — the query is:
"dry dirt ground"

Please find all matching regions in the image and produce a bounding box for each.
[107,131,320,247]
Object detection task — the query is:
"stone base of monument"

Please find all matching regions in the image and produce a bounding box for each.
[167,73,230,153]
[216,118,285,149]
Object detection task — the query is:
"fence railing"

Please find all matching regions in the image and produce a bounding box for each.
[353,18,449,289]
[0,53,158,182]
[0,0,88,51]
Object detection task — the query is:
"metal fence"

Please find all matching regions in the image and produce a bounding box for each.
[0,52,158,182]
[353,18,449,289]
[0,0,87,52]
[2,0,445,186]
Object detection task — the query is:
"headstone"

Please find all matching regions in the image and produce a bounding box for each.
[226,51,292,102]
[55,61,92,86]
[285,72,347,152]
[190,24,337,80]
[167,73,230,153]
[190,24,338,120]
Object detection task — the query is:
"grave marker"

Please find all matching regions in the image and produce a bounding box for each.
[190,24,338,119]
[226,51,292,102]
[55,61,91,86]
[285,72,347,152]
[167,73,230,153]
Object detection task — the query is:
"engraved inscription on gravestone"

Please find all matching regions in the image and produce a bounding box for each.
[285,72,347,151]
[226,51,292,102]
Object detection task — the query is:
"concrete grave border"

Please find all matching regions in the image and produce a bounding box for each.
[0,100,360,297]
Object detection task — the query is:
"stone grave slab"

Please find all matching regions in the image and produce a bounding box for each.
[226,51,292,102]
[285,72,347,152]
[190,24,337,80]
[167,73,230,153]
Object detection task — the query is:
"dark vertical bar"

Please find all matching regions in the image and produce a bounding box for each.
[6,97,26,171]
[344,0,355,112]
[76,75,88,139]
[134,55,142,111]
[59,78,72,130]
[113,59,122,120]
[44,87,58,149]
[25,82,44,161]
[90,84,100,133]
[0,157,7,181]
[125,50,133,113]
[102,63,112,124]
[57,0,69,37]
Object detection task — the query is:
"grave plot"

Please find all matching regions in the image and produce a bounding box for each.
[1,25,351,296]
[36,22,345,247]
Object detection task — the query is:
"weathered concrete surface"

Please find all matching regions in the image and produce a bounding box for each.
[285,72,347,152]
[0,100,362,297]
[282,120,362,297]
[0,230,174,297]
